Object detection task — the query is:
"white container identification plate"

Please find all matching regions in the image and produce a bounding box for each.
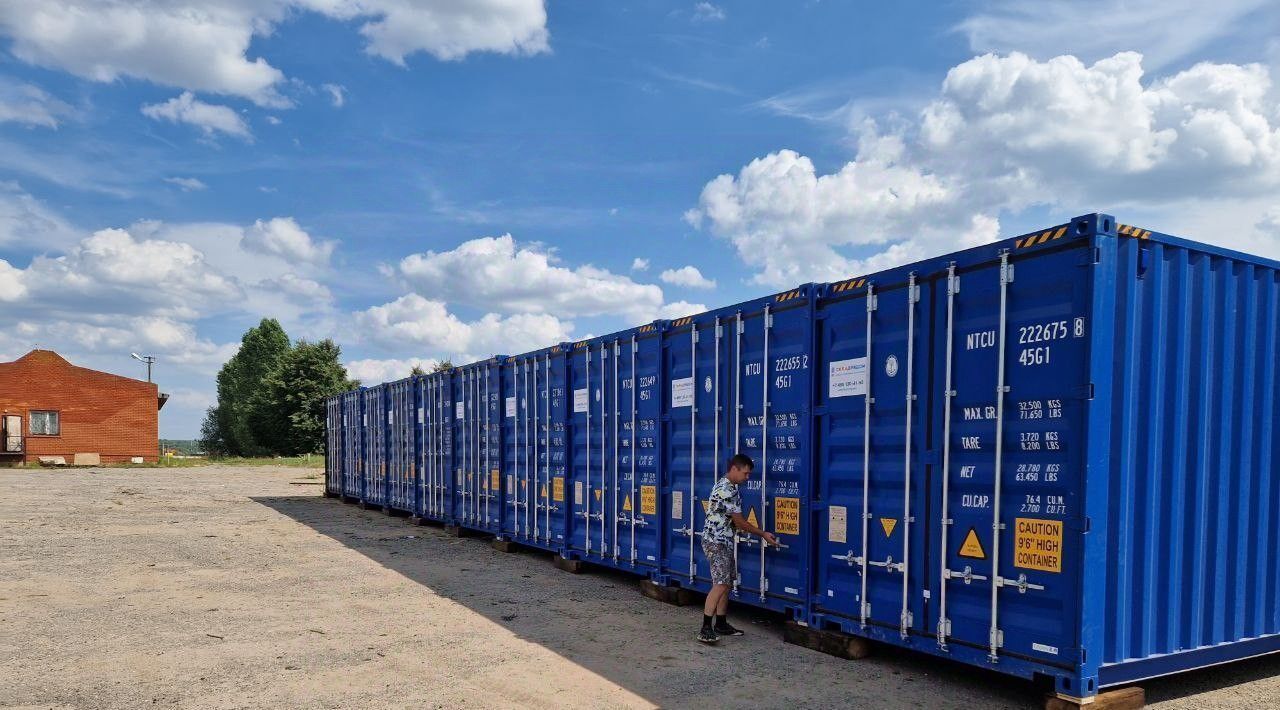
[505,396,516,418]
[671,377,694,408]
[573,388,589,413]
[828,505,848,543]
[829,357,868,398]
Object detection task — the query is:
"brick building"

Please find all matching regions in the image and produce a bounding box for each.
[0,350,167,465]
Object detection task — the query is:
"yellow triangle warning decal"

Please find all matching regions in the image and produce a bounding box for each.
[623,495,632,512]
[540,483,548,499]
[880,517,897,537]
[746,507,758,527]
[959,528,986,559]
[701,500,710,513]
[594,489,602,501]
[521,479,527,488]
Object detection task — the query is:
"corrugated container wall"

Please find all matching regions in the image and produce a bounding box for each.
[324,213,1280,702]
[361,385,388,507]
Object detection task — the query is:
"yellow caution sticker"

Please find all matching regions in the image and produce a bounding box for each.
[552,477,565,502]
[521,479,527,489]
[774,497,800,535]
[540,483,548,500]
[958,527,986,559]
[623,495,632,512]
[880,517,897,537]
[640,485,657,515]
[1014,518,1063,573]
[701,499,710,514]
[491,470,499,489]
[594,489,602,502]
[746,506,759,528]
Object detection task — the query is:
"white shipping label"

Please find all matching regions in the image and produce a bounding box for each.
[573,388,589,413]
[828,505,848,543]
[671,377,695,408]
[829,357,868,398]
[575,481,584,505]
[388,411,393,424]
[505,396,516,418]
[417,407,424,424]
[671,491,683,520]
[455,402,464,420]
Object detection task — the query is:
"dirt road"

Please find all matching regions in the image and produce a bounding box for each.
[1,466,1276,709]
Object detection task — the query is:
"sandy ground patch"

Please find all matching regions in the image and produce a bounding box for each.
[1,466,1277,709]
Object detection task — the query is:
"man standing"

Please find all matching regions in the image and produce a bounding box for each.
[698,453,777,644]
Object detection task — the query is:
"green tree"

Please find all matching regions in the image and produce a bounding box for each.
[410,364,425,376]
[202,319,290,456]
[432,360,453,373]
[262,339,357,455]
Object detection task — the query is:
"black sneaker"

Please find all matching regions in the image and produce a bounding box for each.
[714,621,744,637]
[697,626,720,644]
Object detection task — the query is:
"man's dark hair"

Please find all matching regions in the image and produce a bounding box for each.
[727,453,754,472]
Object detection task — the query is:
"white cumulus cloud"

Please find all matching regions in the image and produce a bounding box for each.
[241,217,335,266]
[345,357,444,384]
[321,83,345,107]
[142,92,251,140]
[660,265,716,289]
[0,1,549,105]
[688,50,1280,284]
[355,293,573,359]
[398,234,667,320]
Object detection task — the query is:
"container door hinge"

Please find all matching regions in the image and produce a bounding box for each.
[1072,383,1095,400]
[715,323,723,338]
[990,628,1004,650]
[691,330,699,344]
[765,313,774,328]
[910,283,920,303]
[937,618,951,641]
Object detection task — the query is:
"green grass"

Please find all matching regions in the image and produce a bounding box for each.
[114,455,324,469]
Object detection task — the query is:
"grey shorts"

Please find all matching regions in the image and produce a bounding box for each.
[701,538,736,586]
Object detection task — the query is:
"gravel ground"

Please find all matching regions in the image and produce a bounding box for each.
[1,466,1278,709]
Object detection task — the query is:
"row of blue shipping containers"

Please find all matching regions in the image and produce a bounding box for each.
[325,213,1280,702]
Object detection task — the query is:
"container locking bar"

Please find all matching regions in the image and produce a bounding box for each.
[859,283,876,627]
[937,263,959,650]
[900,272,918,639]
[988,250,1013,663]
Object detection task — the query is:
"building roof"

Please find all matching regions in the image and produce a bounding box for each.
[0,349,166,410]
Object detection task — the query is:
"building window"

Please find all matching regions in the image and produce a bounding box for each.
[30,410,60,436]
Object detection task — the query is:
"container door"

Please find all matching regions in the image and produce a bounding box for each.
[342,393,361,498]
[566,344,599,559]
[453,369,474,526]
[481,362,501,532]
[815,275,931,637]
[535,351,569,548]
[731,295,813,611]
[389,381,415,511]
[514,358,538,544]
[501,362,521,538]
[663,316,730,586]
[933,251,1085,663]
[437,373,455,523]
[362,388,387,505]
[415,377,432,519]
[624,330,663,568]
[325,398,341,495]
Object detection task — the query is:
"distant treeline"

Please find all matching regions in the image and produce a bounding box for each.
[160,439,203,455]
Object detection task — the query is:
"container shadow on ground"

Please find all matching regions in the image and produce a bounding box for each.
[251,495,1280,709]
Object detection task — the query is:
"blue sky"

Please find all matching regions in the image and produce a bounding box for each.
[0,0,1278,438]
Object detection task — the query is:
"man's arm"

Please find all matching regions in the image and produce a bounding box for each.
[730,512,777,545]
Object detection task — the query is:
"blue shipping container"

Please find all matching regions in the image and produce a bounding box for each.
[811,213,1280,702]
[658,288,815,619]
[324,393,342,496]
[387,377,417,513]
[361,385,388,507]
[563,323,665,570]
[324,212,1280,703]
[339,389,363,499]
[415,370,454,523]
